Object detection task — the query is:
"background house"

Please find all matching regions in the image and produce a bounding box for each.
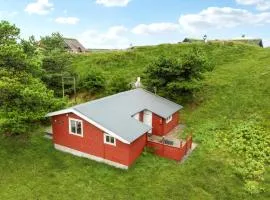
[64,38,86,53]
[182,37,264,47]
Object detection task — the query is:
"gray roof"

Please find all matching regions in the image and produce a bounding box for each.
[47,88,182,143]
[64,38,86,52]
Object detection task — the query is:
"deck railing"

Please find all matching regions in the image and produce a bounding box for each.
[147,133,193,161]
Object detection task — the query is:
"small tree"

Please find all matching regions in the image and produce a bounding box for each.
[39,32,66,52]
[145,48,213,102]
[0,20,20,44]
[21,35,38,57]
[0,21,42,76]
[0,21,66,136]
[40,33,73,96]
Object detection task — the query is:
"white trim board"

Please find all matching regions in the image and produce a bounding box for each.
[54,144,129,169]
[46,108,73,117]
[46,108,130,144]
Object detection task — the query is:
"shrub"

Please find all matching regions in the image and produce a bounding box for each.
[144,47,213,102]
[79,69,106,94]
[244,181,263,194]
[107,75,130,94]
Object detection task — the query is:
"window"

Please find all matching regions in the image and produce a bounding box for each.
[69,118,83,137]
[166,115,172,124]
[104,133,116,146]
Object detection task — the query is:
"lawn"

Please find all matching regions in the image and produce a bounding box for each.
[0,43,269,199]
[1,130,265,200]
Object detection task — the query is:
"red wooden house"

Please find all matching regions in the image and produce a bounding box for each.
[46,88,192,169]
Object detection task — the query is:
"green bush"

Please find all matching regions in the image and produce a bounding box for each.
[144,47,213,102]
[107,75,130,94]
[79,69,106,94]
[244,181,263,194]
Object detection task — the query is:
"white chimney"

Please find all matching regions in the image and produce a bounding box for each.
[135,77,141,88]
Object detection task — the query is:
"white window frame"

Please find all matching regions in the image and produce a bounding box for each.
[69,118,83,137]
[104,133,116,146]
[165,115,172,124]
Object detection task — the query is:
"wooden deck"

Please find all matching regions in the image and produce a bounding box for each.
[147,124,186,148]
[165,124,185,139]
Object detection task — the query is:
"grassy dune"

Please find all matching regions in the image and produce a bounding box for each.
[0,43,269,199]
[72,43,258,85]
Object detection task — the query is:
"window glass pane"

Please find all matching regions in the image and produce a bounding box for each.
[106,135,110,142]
[110,137,115,144]
[71,120,76,133]
[77,122,82,135]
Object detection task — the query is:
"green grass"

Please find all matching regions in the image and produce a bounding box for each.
[0,130,265,200]
[1,42,270,199]
[72,43,258,85]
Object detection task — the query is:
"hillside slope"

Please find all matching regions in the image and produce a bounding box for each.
[0,43,269,199]
[73,42,270,194]
[72,43,259,83]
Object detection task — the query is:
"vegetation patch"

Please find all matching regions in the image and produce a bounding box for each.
[218,119,270,193]
[0,21,65,135]
[144,47,214,103]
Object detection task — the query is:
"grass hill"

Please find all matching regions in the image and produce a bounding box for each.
[72,43,260,85]
[0,43,269,199]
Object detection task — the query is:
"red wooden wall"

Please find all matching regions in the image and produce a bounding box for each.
[152,112,179,136]
[129,134,147,164]
[52,113,146,167]
[51,110,182,167]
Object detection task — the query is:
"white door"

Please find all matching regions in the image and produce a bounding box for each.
[143,110,152,133]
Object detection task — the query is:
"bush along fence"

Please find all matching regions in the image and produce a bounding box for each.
[147,134,193,161]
